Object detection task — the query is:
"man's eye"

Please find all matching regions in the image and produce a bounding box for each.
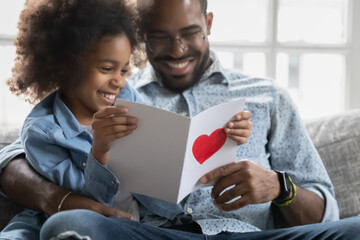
[182,32,199,40]
[149,37,169,43]
[121,69,129,76]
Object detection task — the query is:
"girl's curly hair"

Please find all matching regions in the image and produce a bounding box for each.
[8,0,139,103]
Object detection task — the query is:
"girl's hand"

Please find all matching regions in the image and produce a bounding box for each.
[91,106,137,165]
[225,111,252,145]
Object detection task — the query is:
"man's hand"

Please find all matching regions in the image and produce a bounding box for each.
[225,111,252,145]
[199,160,280,211]
[91,106,137,165]
[59,191,134,220]
[1,157,134,220]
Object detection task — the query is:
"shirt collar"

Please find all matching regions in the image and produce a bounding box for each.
[132,50,231,89]
[53,91,86,139]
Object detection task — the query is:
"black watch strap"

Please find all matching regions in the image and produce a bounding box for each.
[273,170,292,203]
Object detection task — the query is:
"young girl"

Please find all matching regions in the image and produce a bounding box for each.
[2,0,252,239]
[3,0,141,239]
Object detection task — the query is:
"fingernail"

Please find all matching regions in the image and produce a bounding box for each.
[199,176,207,184]
[225,128,230,133]
[236,114,242,120]
[228,122,234,128]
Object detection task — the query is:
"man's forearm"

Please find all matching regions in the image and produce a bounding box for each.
[0,156,68,215]
[276,186,325,227]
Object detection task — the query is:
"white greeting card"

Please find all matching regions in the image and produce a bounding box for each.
[108,98,245,203]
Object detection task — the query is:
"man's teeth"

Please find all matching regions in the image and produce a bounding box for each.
[167,61,189,69]
[101,93,116,100]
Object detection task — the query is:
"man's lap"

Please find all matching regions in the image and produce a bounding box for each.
[39,209,360,240]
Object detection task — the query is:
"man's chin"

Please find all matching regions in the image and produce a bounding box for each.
[162,79,195,93]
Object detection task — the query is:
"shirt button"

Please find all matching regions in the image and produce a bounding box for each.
[187,207,193,214]
[82,162,86,167]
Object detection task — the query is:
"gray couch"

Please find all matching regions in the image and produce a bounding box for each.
[0,109,360,230]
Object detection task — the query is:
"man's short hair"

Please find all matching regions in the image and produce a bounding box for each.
[198,0,208,14]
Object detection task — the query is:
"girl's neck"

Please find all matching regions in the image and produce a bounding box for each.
[61,92,93,126]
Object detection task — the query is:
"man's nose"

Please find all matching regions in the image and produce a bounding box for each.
[168,39,186,58]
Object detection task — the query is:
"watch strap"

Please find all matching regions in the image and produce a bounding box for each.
[272,171,297,206]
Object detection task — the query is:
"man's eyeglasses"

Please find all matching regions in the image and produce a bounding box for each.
[145,31,206,53]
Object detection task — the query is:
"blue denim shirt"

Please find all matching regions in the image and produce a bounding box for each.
[0,82,147,239]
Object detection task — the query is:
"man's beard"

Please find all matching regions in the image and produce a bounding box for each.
[154,47,210,93]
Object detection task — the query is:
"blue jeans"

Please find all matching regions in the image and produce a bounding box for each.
[40,209,360,240]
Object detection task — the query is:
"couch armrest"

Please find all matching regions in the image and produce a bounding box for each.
[305,109,360,218]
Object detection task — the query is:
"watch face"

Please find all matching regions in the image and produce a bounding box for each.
[274,171,292,203]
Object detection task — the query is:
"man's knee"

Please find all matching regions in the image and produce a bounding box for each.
[40,209,104,240]
[40,209,137,240]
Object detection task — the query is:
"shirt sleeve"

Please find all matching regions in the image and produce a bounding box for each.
[21,125,118,206]
[0,138,25,197]
[268,86,339,222]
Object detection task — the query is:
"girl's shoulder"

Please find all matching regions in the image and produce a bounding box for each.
[22,91,63,138]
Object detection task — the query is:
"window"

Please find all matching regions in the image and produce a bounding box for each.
[0,0,32,127]
[1,0,360,126]
[208,0,359,120]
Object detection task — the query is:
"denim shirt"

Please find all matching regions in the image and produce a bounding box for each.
[0,82,145,239]
[128,51,339,235]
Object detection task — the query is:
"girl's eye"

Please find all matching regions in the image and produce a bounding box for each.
[100,66,112,72]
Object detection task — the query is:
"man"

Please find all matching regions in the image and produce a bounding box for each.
[0,0,359,239]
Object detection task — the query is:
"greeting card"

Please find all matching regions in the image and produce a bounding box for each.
[108,98,245,203]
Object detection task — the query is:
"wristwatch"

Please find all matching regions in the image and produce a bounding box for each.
[273,170,293,204]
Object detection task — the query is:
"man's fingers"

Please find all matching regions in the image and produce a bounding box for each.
[101,205,134,220]
[216,194,250,211]
[213,183,246,203]
[200,161,244,184]
[211,173,244,199]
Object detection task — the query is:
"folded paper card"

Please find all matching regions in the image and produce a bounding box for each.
[108,98,245,203]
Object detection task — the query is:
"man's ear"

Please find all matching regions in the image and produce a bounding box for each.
[205,12,213,35]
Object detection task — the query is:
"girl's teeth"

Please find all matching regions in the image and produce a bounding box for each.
[101,93,116,100]
[167,61,189,69]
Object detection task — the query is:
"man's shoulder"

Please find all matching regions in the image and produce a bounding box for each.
[223,69,277,89]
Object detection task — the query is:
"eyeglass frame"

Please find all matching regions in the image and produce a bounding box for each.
[145,30,206,54]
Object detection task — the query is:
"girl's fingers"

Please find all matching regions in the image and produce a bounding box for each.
[100,124,137,136]
[225,128,251,138]
[92,115,137,129]
[226,120,252,130]
[93,106,129,119]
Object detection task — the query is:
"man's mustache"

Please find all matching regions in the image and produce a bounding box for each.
[153,53,197,62]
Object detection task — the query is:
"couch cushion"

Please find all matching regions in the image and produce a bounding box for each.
[305,109,360,218]
[0,127,20,149]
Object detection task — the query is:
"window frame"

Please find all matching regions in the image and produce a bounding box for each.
[210,0,360,112]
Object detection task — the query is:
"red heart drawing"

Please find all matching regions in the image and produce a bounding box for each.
[192,128,227,165]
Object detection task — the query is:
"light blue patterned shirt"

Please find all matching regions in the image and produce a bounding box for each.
[129,51,339,235]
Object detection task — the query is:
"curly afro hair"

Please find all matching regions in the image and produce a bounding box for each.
[8,0,139,103]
